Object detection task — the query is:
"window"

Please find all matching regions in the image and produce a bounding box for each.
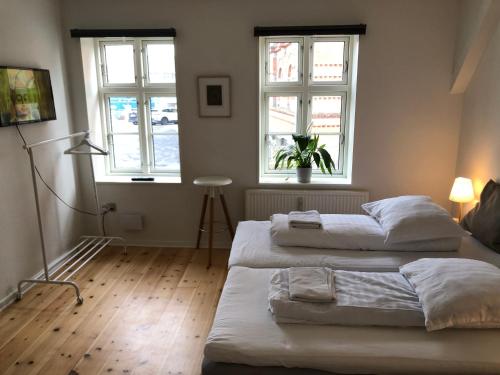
[96,37,180,176]
[259,35,358,182]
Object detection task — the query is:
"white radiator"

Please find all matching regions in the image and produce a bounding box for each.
[245,189,369,220]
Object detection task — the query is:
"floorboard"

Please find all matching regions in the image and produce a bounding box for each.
[0,247,229,375]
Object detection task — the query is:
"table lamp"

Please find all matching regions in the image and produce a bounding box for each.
[449,177,474,221]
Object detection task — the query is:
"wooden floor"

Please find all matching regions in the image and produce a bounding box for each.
[0,246,229,375]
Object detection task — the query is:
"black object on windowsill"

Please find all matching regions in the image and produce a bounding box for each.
[131,177,155,182]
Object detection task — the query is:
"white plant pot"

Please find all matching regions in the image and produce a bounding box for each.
[296,167,312,183]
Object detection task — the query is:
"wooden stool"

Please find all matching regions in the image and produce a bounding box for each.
[194,176,234,268]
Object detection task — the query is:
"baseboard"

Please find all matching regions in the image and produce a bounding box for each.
[0,247,79,312]
[122,239,231,249]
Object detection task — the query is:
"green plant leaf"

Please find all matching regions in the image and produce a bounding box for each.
[318,148,335,175]
[314,134,320,146]
[312,152,321,168]
[274,133,336,175]
[319,159,326,173]
[274,151,283,169]
[274,148,291,169]
[293,134,310,152]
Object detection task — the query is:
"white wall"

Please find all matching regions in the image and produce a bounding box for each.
[0,0,85,303]
[61,0,463,247]
[455,20,500,206]
[453,0,492,78]
[451,0,500,94]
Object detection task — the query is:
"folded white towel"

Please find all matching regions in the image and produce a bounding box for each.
[288,210,322,229]
[288,267,336,302]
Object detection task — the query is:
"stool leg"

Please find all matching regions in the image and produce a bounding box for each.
[219,190,234,239]
[208,193,214,269]
[196,193,209,249]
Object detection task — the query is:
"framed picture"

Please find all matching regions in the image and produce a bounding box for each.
[197,76,231,117]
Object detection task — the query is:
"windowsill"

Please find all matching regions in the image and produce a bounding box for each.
[95,175,182,184]
[259,175,351,185]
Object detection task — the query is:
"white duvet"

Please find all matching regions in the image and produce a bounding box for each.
[229,220,500,270]
[271,214,461,250]
[269,269,425,327]
[205,267,500,374]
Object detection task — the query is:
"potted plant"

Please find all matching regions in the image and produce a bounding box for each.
[274,134,335,183]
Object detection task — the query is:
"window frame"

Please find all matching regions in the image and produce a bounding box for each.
[102,93,143,173]
[309,36,350,85]
[141,40,176,87]
[144,93,180,173]
[265,37,304,86]
[95,37,180,177]
[99,40,138,87]
[259,35,357,181]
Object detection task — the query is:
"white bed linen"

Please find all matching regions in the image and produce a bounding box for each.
[400,258,500,331]
[205,267,500,374]
[271,214,461,250]
[229,220,500,270]
[269,269,424,326]
[361,196,465,244]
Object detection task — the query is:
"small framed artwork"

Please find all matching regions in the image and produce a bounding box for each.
[197,76,231,117]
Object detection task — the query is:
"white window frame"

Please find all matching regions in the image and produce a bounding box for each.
[141,40,176,87]
[265,37,304,86]
[259,35,358,183]
[95,37,180,177]
[99,40,139,88]
[144,93,179,173]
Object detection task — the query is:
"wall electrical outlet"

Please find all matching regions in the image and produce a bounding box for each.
[102,202,117,212]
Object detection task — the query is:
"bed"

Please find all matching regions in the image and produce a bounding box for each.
[228,220,500,270]
[204,266,500,375]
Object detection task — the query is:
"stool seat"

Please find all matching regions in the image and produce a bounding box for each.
[193,176,232,187]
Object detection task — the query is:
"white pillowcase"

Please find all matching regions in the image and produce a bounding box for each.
[362,195,465,244]
[400,258,500,331]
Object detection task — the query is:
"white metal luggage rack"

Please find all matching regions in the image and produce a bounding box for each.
[17,131,126,305]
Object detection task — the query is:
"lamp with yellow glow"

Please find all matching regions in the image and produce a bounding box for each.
[449,177,475,221]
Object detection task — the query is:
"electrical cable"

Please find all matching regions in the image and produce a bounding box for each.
[101,209,110,236]
[16,126,98,217]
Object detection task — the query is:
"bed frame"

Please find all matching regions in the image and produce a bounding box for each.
[202,359,358,375]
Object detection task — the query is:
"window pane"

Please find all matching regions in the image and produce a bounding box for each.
[268,42,299,83]
[112,135,141,169]
[149,96,178,131]
[146,43,175,83]
[312,134,340,172]
[267,134,294,171]
[108,97,138,133]
[268,96,298,133]
[312,41,344,82]
[152,135,180,170]
[149,97,180,170]
[310,96,342,134]
[104,44,135,84]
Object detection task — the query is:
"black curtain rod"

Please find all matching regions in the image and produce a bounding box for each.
[254,24,366,36]
[70,28,176,38]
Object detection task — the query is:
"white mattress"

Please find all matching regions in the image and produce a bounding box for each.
[271,214,461,251]
[229,221,500,271]
[205,267,500,374]
[269,269,424,327]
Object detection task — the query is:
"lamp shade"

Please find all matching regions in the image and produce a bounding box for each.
[449,177,474,203]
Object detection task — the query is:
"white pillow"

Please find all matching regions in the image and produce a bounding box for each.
[400,258,500,331]
[362,195,465,244]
